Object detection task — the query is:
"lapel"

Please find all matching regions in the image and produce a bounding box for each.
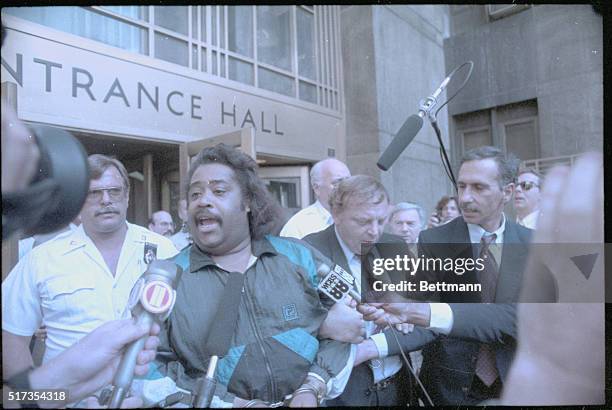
[448,218,474,258]
[324,225,351,273]
[496,221,529,302]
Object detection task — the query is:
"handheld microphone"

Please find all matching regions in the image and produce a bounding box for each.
[317,263,361,304]
[108,260,182,408]
[376,74,452,171]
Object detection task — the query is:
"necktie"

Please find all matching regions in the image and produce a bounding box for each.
[478,233,499,302]
[475,233,500,386]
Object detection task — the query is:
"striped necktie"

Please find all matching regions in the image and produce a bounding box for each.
[474,232,500,386]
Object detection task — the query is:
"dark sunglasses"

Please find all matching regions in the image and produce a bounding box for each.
[517,181,539,191]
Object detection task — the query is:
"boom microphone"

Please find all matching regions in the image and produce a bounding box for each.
[376,73,453,171]
[376,114,424,171]
[108,259,182,408]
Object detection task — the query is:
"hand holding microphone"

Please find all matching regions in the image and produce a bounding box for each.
[108,260,182,408]
[24,319,160,408]
[316,263,366,343]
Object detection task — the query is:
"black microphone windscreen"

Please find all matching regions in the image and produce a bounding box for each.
[376,114,424,171]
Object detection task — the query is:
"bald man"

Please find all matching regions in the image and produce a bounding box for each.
[280,158,351,239]
[148,210,175,237]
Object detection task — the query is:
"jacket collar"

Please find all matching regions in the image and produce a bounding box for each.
[189,236,278,273]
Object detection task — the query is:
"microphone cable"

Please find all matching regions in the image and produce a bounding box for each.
[384,318,435,406]
[427,61,474,192]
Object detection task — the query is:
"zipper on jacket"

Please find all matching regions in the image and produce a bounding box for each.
[243,283,278,401]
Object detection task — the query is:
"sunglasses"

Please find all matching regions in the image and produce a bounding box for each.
[516,181,539,191]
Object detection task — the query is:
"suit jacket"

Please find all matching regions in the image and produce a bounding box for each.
[303,225,406,296]
[383,216,531,405]
[303,225,415,405]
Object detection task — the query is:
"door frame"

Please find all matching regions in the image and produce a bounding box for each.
[258,166,311,210]
[179,127,256,199]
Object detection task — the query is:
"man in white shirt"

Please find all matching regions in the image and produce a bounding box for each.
[356,146,531,405]
[280,158,351,239]
[148,210,175,237]
[514,167,542,229]
[2,154,178,379]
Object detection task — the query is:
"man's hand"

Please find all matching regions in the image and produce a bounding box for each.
[29,319,160,406]
[319,297,365,343]
[502,153,605,405]
[358,302,431,327]
[289,375,325,407]
[288,391,317,407]
[34,325,47,341]
[427,212,441,228]
[354,339,380,367]
[395,322,415,334]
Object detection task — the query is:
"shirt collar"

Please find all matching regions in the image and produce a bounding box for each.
[70,221,130,245]
[466,213,506,244]
[334,225,357,263]
[517,209,539,224]
[313,200,332,219]
[188,236,277,273]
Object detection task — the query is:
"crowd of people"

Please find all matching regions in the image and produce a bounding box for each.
[2,121,604,407]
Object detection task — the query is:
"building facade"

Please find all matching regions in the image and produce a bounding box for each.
[445,4,603,172]
[1,5,603,276]
[2,5,345,228]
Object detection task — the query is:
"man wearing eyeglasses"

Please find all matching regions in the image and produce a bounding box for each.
[513,168,541,229]
[2,154,178,382]
[148,210,176,237]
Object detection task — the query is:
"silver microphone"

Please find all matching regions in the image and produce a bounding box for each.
[108,259,182,408]
[418,75,451,118]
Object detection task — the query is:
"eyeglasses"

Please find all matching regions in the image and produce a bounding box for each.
[87,187,124,202]
[517,181,539,191]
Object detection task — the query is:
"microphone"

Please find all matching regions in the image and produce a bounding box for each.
[317,263,361,304]
[108,259,182,408]
[376,115,424,171]
[376,74,452,171]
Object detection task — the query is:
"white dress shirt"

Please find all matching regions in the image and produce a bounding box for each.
[516,209,539,230]
[334,227,403,383]
[280,200,333,239]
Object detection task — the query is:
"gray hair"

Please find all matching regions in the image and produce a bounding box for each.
[329,175,389,213]
[390,202,426,228]
[310,158,345,188]
[517,165,542,181]
[460,146,519,187]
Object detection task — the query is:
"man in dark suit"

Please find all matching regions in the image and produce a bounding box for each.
[303,175,415,406]
[356,146,531,405]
